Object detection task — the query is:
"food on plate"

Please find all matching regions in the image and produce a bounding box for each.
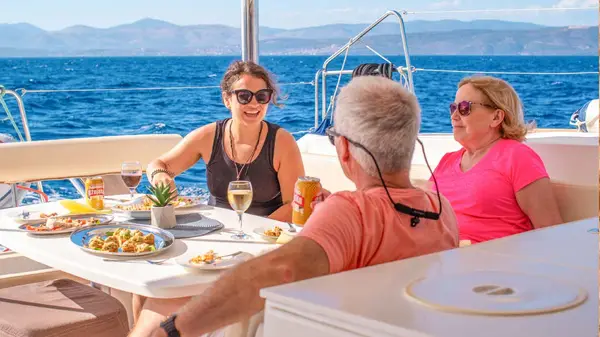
[39,212,58,218]
[190,250,218,264]
[143,233,155,245]
[121,239,137,253]
[104,236,119,245]
[136,243,155,253]
[130,235,144,244]
[117,229,132,245]
[25,216,101,232]
[88,236,105,250]
[85,227,157,254]
[102,241,119,253]
[264,226,283,238]
[114,196,199,211]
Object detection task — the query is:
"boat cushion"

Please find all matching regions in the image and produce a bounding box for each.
[0,279,129,337]
[0,134,182,184]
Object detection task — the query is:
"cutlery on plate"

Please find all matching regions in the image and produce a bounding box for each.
[285,222,297,233]
[204,251,244,264]
[103,258,169,265]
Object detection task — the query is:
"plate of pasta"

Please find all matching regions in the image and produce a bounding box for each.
[19,214,113,235]
[112,195,204,219]
[70,224,175,257]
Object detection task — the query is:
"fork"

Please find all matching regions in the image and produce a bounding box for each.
[103,258,169,265]
[146,259,169,265]
[285,222,297,233]
[203,251,244,264]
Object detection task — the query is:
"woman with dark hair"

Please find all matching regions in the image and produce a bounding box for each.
[146,60,304,222]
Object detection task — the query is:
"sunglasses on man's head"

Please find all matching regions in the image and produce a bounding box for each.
[325,128,339,146]
[449,100,497,116]
[231,89,273,105]
[325,126,443,226]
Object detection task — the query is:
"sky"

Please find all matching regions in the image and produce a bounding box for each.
[1,0,598,31]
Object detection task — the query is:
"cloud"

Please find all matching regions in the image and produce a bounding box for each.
[428,0,462,10]
[553,0,598,8]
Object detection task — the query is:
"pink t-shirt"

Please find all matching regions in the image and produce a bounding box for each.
[298,187,458,274]
[430,138,548,243]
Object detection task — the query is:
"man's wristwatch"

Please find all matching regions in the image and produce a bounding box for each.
[160,314,181,337]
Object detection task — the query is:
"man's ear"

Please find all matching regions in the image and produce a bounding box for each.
[338,137,351,162]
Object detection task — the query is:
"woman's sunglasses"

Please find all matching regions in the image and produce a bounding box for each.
[449,100,497,116]
[231,89,273,105]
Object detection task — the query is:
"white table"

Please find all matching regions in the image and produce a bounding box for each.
[465,218,598,271]
[260,218,598,337]
[0,197,282,298]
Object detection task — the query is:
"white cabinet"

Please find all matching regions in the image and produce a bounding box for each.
[261,219,598,337]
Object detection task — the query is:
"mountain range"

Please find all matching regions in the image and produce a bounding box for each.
[0,18,597,57]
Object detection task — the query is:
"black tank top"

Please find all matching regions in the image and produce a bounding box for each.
[206,118,283,216]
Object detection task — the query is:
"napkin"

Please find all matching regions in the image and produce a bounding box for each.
[276,231,296,244]
[59,200,112,215]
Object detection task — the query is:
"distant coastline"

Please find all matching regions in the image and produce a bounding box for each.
[0,18,597,57]
[0,55,598,60]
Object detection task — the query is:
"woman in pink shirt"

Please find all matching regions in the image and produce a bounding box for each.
[431,75,563,244]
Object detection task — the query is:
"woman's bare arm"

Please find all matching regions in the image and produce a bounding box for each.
[268,129,305,222]
[516,177,563,229]
[146,124,215,187]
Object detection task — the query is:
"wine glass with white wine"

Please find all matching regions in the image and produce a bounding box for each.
[227,180,253,240]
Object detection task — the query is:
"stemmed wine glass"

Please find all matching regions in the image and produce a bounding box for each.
[121,161,142,199]
[227,180,253,240]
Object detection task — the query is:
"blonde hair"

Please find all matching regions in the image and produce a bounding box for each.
[459,76,528,141]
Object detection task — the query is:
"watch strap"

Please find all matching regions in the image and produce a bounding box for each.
[160,314,180,337]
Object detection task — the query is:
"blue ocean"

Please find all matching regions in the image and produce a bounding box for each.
[0,55,597,202]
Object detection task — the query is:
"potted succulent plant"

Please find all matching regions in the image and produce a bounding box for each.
[147,182,177,229]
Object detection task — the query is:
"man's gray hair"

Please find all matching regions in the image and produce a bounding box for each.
[333,76,421,176]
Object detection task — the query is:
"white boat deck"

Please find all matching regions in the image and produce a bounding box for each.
[260,218,599,337]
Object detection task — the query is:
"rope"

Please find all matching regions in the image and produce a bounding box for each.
[16,81,314,96]
[326,44,351,117]
[412,68,598,76]
[402,6,598,15]
[0,85,25,141]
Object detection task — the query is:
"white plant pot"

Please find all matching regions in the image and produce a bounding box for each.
[150,205,176,229]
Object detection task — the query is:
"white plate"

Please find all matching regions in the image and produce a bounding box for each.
[253,225,299,242]
[71,224,174,257]
[112,196,204,219]
[176,252,254,271]
[19,214,114,235]
[253,226,283,242]
[8,210,68,225]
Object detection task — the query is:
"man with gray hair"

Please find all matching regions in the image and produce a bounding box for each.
[133,76,459,337]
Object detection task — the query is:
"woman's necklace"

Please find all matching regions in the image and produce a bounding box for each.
[229,120,264,180]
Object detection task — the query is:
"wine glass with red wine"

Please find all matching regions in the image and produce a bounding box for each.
[121,161,142,199]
